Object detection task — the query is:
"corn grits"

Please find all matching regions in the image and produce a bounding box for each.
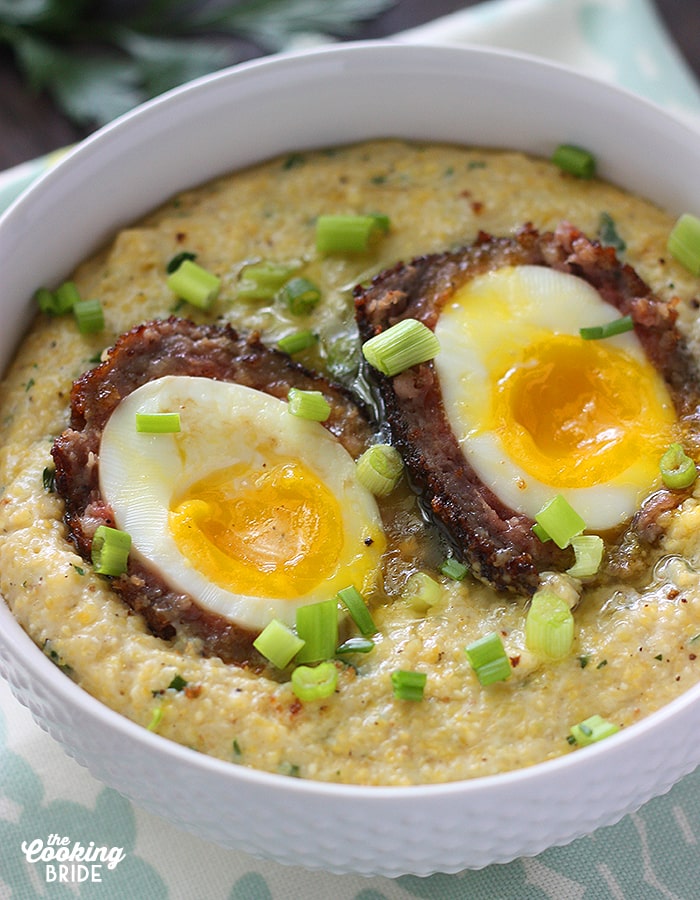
[1,140,700,785]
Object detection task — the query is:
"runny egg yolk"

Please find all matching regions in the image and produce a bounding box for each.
[170,459,344,599]
[434,265,679,529]
[493,333,676,490]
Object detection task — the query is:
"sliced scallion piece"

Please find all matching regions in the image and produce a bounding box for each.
[146,705,163,732]
[291,661,338,701]
[404,571,442,612]
[277,329,318,355]
[166,259,221,310]
[579,314,634,340]
[35,280,82,316]
[237,261,297,300]
[253,619,305,669]
[362,318,440,377]
[73,298,104,334]
[465,632,512,686]
[552,143,596,179]
[667,213,700,275]
[534,495,585,549]
[287,387,331,422]
[295,599,338,664]
[135,412,181,434]
[336,636,375,655]
[315,213,389,254]
[55,280,81,312]
[440,557,468,580]
[569,714,619,747]
[337,585,376,636]
[91,524,131,576]
[391,669,427,701]
[278,276,321,315]
[659,442,698,489]
[525,590,575,659]
[355,443,403,496]
[566,534,604,578]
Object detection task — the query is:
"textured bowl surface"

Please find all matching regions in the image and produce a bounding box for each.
[1,41,700,876]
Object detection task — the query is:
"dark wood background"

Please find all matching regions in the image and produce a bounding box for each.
[1,0,698,171]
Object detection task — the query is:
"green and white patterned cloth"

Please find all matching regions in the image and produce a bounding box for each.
[2,1,700,897]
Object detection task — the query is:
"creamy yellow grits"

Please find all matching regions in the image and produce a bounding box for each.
[1,140,700,785]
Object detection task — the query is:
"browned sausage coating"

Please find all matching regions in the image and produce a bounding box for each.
[52,317,374,666]
[354,222,699,594]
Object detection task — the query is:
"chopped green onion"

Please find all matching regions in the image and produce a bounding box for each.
[253,619,305,669]
[569,714,619,747]
[278,277,321,315]
[579,314,634,340]
[362,318,440,377]
[315,213,390,254]
[391,669,427,701]
[355,443,403,496]
[336,636,375,655]
[287,388,331,422]
[532,522,551,543]
[73,298,104,334]
[295,599,338,664]
[91,524,131,577]
[404,571,442,612]
[525,589,575,659]
[369,212,390,233]
[166,251,196,274]
[566,534,604,578]
[35,287,58,314]
[56,280,81,312]
[237,261,297,300]
[166,259,221,309]
[277,329,318,355]
[465,632,512,686]
[667,213,700,275]
[659,442,698,489]
[337,585,376,636]
[291,661,338,702]
[551,143,596,179]
[146,705,163,732]
[35,281,79,315]
[135,412,181,434]
[534,495,585,549]
[440,557,469,580]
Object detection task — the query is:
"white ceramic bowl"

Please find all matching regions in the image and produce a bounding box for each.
[1,42,700,877]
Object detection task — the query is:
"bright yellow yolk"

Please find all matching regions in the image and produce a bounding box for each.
[169,459,344,599]
[494,333,677,489]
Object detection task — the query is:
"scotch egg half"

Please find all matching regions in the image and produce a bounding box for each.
[98,375,386,631]
[434,264,678,531]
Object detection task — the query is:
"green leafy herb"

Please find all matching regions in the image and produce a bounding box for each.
[0,0,396,126]
[597,212,626,254]
[168,674,187,691]
[42,466,56,492]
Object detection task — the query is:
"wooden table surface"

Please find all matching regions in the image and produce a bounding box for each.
[1,0,698,171]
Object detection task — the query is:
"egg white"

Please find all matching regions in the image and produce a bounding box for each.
[434,265,677,531]
[98,375,385,630]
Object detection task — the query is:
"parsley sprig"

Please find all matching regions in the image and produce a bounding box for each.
[0,0,396,126]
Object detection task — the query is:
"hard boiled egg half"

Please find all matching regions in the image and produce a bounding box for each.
[99,375,386,631]
[434,265,678,531]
